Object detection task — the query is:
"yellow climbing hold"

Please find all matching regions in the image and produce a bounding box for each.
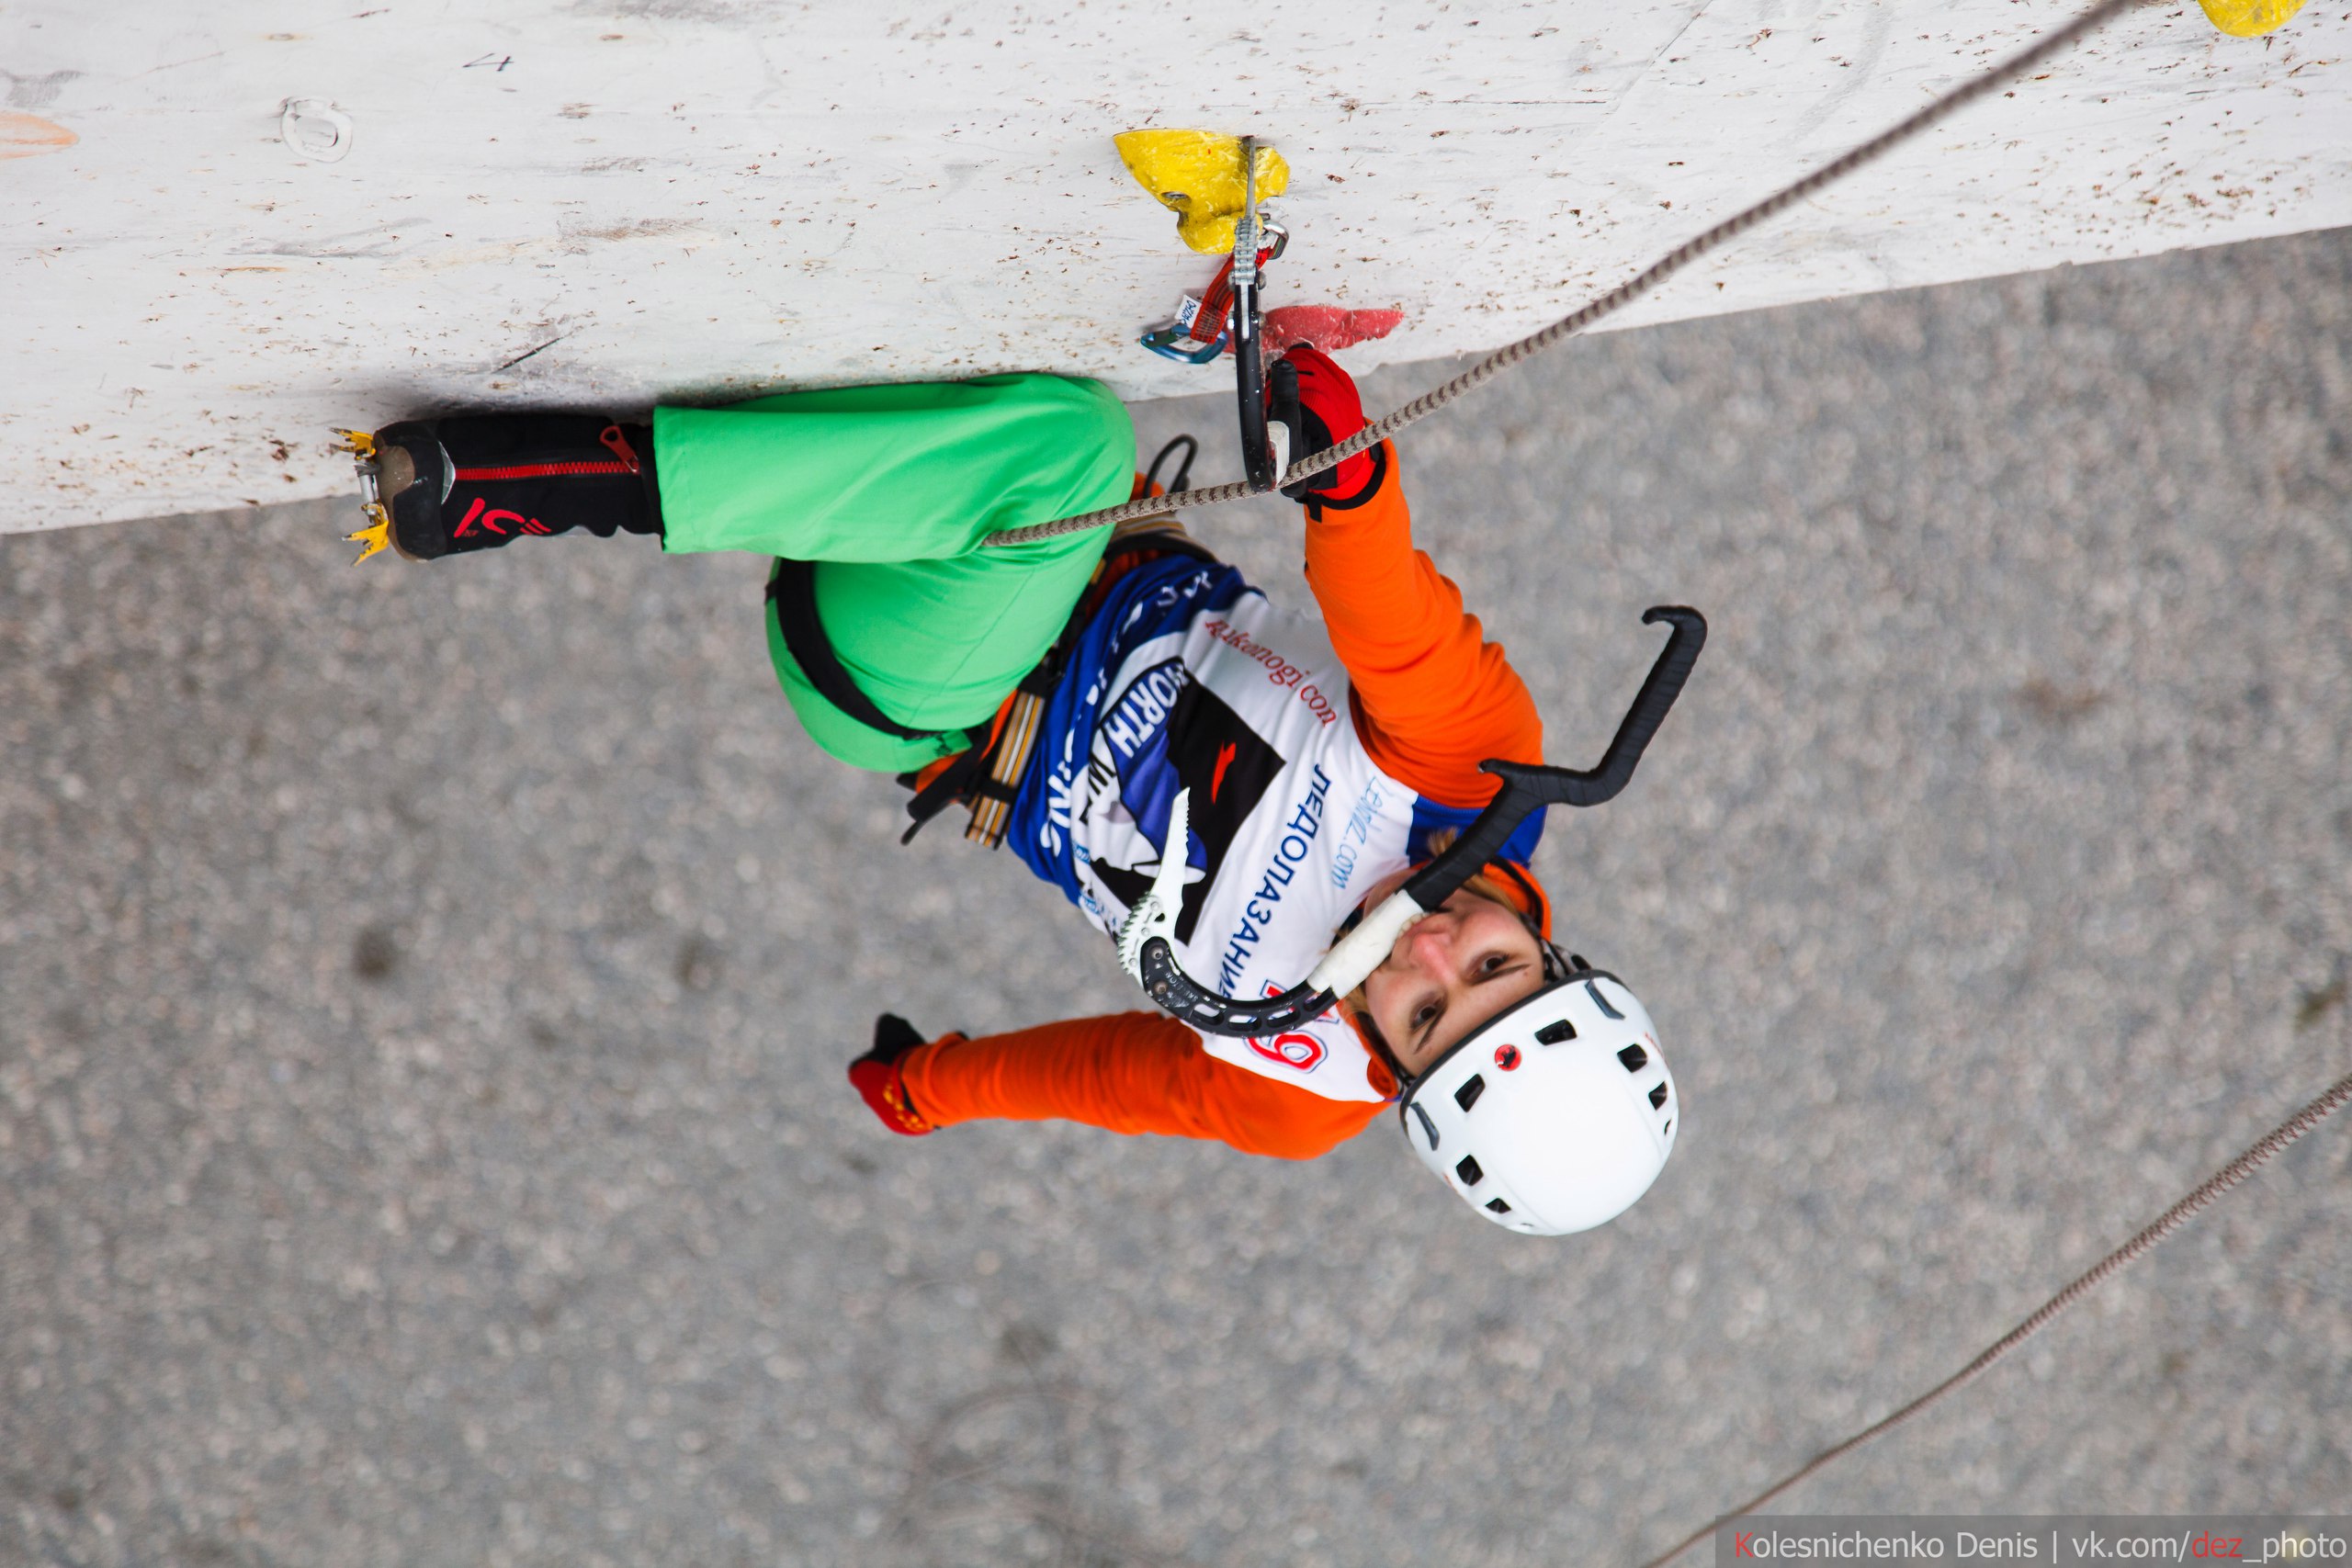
[2197,0,2306,35]
[1114,130,1290,254]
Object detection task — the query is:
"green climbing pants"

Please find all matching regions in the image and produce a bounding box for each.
[654,375,1131,773]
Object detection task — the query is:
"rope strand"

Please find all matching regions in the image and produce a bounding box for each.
[1635,1061,2352,1568]
[993,2,2333,1549]
[986,0,2149,547]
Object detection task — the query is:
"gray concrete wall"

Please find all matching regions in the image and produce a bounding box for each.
[2,228,2348,1567]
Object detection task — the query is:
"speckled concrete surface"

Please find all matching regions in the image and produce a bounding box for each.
[4,231,2349,1568]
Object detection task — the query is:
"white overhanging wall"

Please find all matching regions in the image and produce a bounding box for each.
[4,0,2347,533]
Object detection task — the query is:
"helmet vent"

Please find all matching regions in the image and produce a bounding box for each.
[1453,1074,1487,1112]
[1454,1155,1484,1187]
[1662,1118,1673,1137]
[1485,1198,1511,1214]
[1535,1018,1577,1045]
[1584,979,1624,1021]
[1411,1102,1441,1151]
[1648,1082,1669,1111]
[1617,1043,1648,1073]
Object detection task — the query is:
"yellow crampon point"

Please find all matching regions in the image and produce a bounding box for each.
[2198,0,2306,34]
[1114,130,1290,254]
[345,505,393,565]
[334,429,394,564]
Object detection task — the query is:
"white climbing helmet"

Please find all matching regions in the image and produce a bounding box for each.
[1396,967,1679,1236]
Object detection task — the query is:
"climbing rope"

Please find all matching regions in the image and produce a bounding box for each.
[989,0,2336,1540]
[1636,1060,2352,1568]
[986,0,2149,548]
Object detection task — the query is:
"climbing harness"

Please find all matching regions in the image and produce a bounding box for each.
[1638,1060,2352,1564]
[1117,607,1705,1036]
[883,480,1218,849]
[987,0,2154,549]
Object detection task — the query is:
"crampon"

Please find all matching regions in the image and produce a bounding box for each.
[337,415,659,565]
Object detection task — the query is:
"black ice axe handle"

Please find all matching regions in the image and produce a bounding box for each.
[1400,605,1707,907]
[1232,136,1282,493]
[1233,270,1273,491]
[1136,606,1707,1037]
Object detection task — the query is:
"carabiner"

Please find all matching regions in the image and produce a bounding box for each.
[1140,323,1229,365]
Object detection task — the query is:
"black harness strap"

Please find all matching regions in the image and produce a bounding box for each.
[770,519,1223,845]
[1300,439,1389,521]
[766,558,988,749]
[897,743,994,843]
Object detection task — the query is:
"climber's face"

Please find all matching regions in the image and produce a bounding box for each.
[1356,880,1547,1077]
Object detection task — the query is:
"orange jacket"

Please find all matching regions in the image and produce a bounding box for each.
[902,445,1545,1157]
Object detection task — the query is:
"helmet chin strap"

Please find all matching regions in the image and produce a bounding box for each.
[1119,607,1708,1037]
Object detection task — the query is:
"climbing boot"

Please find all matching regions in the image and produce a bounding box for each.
[340,414,661,565]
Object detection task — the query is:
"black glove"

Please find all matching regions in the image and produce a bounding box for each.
[847,1013,937,1136]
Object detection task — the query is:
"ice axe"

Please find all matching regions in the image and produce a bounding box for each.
[1230,135,1287,493]
[1117,607,1708,1036]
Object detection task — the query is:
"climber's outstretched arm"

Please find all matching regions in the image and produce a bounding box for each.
[869,1013,1383,1160]
[1280,348,1544,811]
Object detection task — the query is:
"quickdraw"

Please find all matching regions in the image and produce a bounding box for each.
[1137,136,1292,493]
[1138,227,1287,366]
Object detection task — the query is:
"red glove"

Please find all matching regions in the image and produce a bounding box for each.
[1271,344,1383,508]
[847,1014,944,1136]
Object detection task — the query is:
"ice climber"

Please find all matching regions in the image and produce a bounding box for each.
[344,344,1680,1235]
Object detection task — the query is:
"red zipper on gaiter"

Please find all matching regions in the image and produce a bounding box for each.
[454,424,642,480]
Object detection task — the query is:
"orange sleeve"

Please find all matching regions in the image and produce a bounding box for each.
[899,1012,1385,1161]
[1301,443,1544,807]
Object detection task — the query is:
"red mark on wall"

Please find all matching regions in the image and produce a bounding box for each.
[1262,306,1405,355]
[0,113,77,161]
